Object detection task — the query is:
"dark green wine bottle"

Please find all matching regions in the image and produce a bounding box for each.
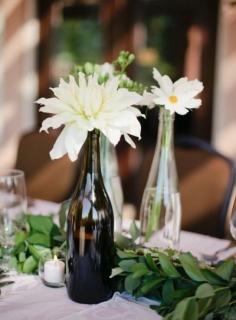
[66,130,115,304]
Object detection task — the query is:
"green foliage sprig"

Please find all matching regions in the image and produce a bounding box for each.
[5,210,67,274]
[72,51,146,94]
[112,246,236,320]
[0,201,68,274]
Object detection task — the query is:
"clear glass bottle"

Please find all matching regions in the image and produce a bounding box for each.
[140,108,181,247]
[66,130,115,304]
[100,134,123,233]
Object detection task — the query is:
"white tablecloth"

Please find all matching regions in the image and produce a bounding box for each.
[1,200,236,320]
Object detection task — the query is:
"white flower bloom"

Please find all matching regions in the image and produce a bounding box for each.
[149,68,204,115]
[138,91,157,109]
[99,62,114,77]
[36,73,143,161]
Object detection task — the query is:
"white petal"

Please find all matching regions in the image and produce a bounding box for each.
[124,133,136,148]
[138,91,156,108]
[50,124,87,162]
[102,127,121,146]
[186,98,202,109]
[40,112,75,132]
[175,106,189,115]
[49,126,68,160]
[112,89,143,110]
[173,77,188,90]
[65,124,87,161]
[128,106,145,117]
[153,96,169,106]
[152,68,162,83]
[104,76,119,95]
[175,79,203,97]
[151,86,166,97]
[37,98,70,114]
[161,75,173,95]
[78,72,86,89]
[165,104,188,115]
[100,62,114,76]
[51,77,79,111]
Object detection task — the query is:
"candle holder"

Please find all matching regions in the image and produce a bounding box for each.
[38,253,65,288]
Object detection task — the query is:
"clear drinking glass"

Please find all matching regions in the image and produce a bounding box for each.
[0,169,27,263]
[229,196,236,240]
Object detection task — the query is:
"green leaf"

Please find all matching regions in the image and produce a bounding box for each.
[18,252,26,263]
[132,270,149,279]
[173,287,195,301]
[16,262,23,273]
[110,267,124,278]
[158,252,180,278]
[116,249,138,259]
[51,224,61,239]
[213,287,231,309]
[53,235,65,243]
[204,312,214,320]
[195,283,214,299]
[131,263,149,279]
[164,312,174,320]
[162,279,175,305]
[15,231,27,246]
[145,253,159,272]
[119,259,137,272]
[115,233,134,249]
[28,244,51,260]
[129,221,139,241]
[215,259,234,281]
[124,274,141,294]
[201,269,226,286]
[27,233,51,247]
[27,215,54,235]
[131,262,148,273]
[140,278,164,295]
[22,256,38,273]
[9,256,18,269]
[198,297,213,317]
[172,297,199,320]
[179,253,206,282]
[13,242,26,255]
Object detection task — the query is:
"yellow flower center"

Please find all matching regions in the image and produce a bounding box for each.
[169,95,178,104]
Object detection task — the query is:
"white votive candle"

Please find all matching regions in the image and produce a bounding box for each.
[44,255,65,284]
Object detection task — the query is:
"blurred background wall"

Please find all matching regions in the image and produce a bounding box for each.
[212,0,236,160]
[0,0,38,168]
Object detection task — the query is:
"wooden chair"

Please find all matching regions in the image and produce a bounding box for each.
[15,130,79,202]
[175,136,236,238]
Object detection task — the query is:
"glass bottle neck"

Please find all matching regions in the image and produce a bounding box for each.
[83,130,102,176]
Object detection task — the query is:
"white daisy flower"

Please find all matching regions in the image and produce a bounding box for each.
[150,68,204,115]
[36,73,143,162]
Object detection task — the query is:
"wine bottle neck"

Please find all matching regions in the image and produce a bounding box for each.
[83,130,102,176]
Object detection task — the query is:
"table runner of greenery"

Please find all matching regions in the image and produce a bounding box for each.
[1,209,236,319]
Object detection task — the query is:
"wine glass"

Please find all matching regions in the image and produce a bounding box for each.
[229,195,236,240]
[0,169,27,266]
